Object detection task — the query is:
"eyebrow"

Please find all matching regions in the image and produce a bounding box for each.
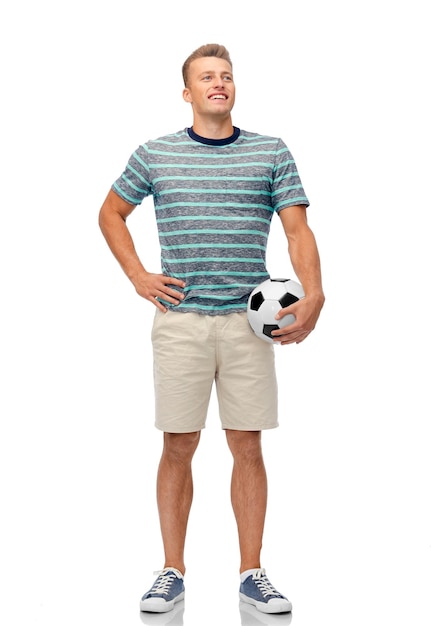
[197,70,232,77]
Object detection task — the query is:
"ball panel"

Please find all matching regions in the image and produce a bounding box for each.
[279,292,299,308]
[284,280,305,299]
[260,280,286,300]
[258,299,282,319]
[246,308,264,335]
[249,291,264,311]
[262,324,279,339]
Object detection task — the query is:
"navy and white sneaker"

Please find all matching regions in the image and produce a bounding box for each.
[239,568,292,614]
[140,598,185,624]
[140,567,185,613]
[239,601,293,624]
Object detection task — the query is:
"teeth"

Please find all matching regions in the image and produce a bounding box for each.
[211,95,226,99]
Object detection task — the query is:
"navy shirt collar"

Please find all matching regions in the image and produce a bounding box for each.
[187,126,240,146]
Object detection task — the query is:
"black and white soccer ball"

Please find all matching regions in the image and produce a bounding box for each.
[247,278,305,343]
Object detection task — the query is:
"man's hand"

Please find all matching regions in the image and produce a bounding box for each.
[271,294,324,345]
[133,271,186,312]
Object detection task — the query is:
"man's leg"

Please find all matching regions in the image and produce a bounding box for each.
[157,431,201,575]
[225,429,267,572]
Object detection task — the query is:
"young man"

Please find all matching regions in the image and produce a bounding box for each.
[99,43,324,614]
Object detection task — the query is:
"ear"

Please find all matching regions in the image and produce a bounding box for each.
[183,88,192,103]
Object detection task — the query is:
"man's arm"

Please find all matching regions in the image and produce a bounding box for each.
[271,204,325,345]
[98,189,185,312]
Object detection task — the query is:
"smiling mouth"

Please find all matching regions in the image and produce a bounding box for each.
[209,94,227,100]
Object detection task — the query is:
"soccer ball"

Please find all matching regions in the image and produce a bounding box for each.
[247,278,305,343]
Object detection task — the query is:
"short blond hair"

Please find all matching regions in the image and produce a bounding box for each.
[182,43,233,86]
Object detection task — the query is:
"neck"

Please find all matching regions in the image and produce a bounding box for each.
[191,115,234,140]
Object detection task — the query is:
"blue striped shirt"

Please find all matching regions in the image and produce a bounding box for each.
[112,127,309,314]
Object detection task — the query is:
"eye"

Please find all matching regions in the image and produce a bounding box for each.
[223,75,233,81]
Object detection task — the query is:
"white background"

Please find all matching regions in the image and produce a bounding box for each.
[1,1,430,625]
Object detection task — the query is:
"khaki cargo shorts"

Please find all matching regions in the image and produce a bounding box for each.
[151,310,278,432]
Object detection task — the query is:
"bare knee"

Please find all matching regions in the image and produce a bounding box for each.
[225,430,263,464]
[162,431,201,464]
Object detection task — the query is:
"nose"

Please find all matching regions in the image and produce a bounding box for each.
[213,75,225,89]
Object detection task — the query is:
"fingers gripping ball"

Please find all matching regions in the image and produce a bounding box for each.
[247,278,304,343]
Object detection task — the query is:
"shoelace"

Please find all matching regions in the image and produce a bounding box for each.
[150,568,182,596]
[252,568,281,598]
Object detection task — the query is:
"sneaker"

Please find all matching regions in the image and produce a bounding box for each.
[140,568,185,613]
[140,599,184,624]
[239,600,293,624]
[239,568,292,614]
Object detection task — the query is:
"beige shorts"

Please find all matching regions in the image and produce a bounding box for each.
[151,310,278,432]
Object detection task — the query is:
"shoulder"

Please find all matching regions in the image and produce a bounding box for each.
[239,129,281,141]
[131,130,190,160]
[145,129,190,149]
[238,129,285,149]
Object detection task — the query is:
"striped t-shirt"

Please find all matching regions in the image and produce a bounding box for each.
[112,126,309,315]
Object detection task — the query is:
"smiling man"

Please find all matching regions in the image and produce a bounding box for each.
[182,53,235,136]
[98,43,324,615]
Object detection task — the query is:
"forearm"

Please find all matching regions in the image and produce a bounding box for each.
[288,227,325,304]
[98,196,147,286]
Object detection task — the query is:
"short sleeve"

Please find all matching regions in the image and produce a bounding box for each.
[271,139,309,212]
[111,145,152,206]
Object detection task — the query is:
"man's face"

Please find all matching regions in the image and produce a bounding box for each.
[183,56,235,118]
